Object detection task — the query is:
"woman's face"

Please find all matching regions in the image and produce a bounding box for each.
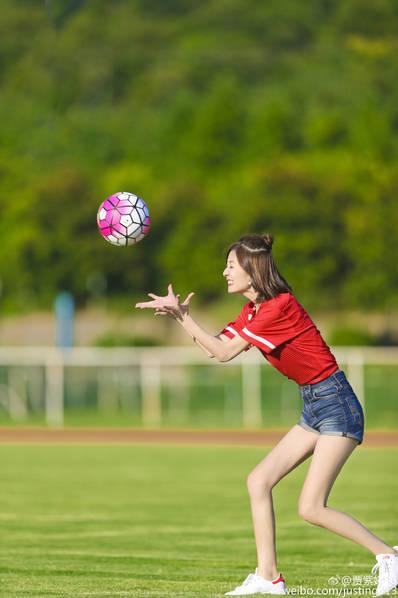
[223,249,251,294]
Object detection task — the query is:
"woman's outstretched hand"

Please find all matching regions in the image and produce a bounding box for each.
[135,283,194,320]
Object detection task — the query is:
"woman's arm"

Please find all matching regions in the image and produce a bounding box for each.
[156,315,241,359]
[193,338,215,358]
[148,289,215,358]
[175,313,249,362]
[135,285,250,362]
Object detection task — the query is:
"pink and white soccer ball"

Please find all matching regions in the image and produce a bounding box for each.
[97,192,150,246]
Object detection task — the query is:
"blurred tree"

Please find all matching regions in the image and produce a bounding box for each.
[0,0,398,313]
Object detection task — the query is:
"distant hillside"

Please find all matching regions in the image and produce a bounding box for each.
[1,0,398,312]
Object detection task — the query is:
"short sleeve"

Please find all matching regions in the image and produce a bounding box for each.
[219,304,252,351]
[218,308,246,339]
[237,296,296,354]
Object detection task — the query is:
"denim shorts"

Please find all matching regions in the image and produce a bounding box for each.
[298,369,365,445]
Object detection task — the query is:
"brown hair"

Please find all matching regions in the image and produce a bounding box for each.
[226,234,293,302]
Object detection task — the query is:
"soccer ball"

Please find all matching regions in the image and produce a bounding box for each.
[97,192,150,246]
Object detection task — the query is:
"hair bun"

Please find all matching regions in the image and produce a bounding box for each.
[262,233,273,251]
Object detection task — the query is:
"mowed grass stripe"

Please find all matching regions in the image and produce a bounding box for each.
[0,445,397,597]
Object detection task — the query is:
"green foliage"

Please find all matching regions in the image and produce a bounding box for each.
[1,0,398,313]
[328,326,376,346]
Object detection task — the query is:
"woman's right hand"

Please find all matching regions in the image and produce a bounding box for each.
[135,284,194,320]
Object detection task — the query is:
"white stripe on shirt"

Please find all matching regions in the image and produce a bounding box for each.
[242,327,276,350]
[225,325,238,337]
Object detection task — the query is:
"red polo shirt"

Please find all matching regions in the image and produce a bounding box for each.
[220,292,338,385]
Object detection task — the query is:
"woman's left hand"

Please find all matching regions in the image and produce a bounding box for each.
[135,284,194,320]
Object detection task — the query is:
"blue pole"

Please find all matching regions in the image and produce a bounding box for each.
[54,291,75,348]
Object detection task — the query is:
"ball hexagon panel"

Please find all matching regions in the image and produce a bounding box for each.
[117,192,132,201]
[126,222,141,236]
[117,205,134,215]
[120,214,133,227]
[98,207,107,220]
[131,209,143,225]
[136,207,146,223]
[110,229,124,239]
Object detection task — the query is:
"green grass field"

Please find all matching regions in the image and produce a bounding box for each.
[0,444,397,598]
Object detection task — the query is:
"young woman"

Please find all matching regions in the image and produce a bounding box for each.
[135,234,398,597]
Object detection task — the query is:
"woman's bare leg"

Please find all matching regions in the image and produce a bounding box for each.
[246,424,319,580]
[298,435,397,555]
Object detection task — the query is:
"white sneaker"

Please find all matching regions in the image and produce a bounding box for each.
[372,546,398,596]
[225,569,286,596]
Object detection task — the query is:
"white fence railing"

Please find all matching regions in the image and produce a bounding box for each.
[0,346,397,427]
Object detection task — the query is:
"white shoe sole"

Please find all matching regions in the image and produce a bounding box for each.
[375,582,398,597]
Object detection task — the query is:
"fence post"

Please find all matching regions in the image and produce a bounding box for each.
[241,360,262,428]
[98,369,120,412]
[8,368,28,421]
[140,356,162,426]
[45,350,64,427]
[346,351,366,414]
